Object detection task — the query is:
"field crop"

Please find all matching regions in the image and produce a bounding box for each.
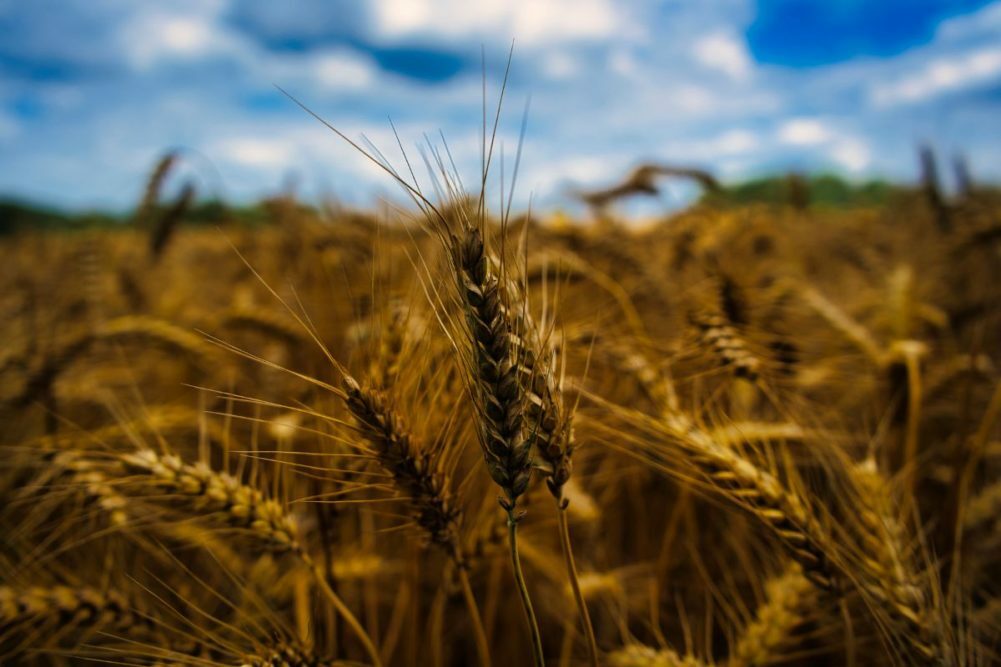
[0,133,999,666]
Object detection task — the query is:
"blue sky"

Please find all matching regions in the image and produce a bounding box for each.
[1,0,1000,212]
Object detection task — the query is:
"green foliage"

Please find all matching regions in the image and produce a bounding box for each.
[707,174,902,207]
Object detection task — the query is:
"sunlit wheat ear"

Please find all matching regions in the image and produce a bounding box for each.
[116,448,302,552]
[727,564,815,667]
[95,444,379,664]
[690,312,759,381]
[964,478,1001,535]
[850,458,950,664]
[606,644,711,667]
[591,408,838,592]
[689,308,760,382]
[0,585,150,657]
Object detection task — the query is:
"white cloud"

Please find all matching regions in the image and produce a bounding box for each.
[778,118,833,146]
[871,47,1001,106]
[693,32,752,80]
[830,139,871,173]
[937,1,1001,40]
[609,50,640,77]
[673,85,716,113]
[370,0,630,46]
[660,129,759,165]
[542,52,578,80]
[776,119,870,172]
[709,129,759,155]
[216,138,295,169]
[121,10,243,69]
[313,50,378,90]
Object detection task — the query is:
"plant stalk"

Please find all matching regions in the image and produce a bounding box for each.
[301,552,383,667]
[556,500,599,667]
[455,556,494,667]
[507,508,545,667]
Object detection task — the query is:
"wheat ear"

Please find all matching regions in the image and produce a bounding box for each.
[342,374,491,667]
[56,448,382,667]
[727,564,815,666]
[607,644,712,667]
[452,225,542,666]
[508,285,599,666]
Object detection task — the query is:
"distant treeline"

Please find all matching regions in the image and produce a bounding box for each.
[706,174,901,207]
[0,199,272,234]
[0,173,989,233]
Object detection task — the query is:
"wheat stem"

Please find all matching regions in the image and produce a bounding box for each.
[301,552,383,667]
[456,562,493,667]
[556,499,599,667]
[507,508,545,667]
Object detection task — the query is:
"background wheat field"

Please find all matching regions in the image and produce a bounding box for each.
[0,136,999,667]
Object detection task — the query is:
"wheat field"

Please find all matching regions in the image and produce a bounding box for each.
[0,133,999,667]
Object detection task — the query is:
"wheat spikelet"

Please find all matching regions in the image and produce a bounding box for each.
[607,644,711,667]
[134,151,179,227]
[727,564,814,666]
[850,458,948,664]
[690,310,761,381]
[452,226,532,508]
[46,447,301,553]
[150,180,195,260]
[498,270,574,497]
[673,415,836,591]
[117,448,302,551]
[342,375,462,555]
[965,479,1001,533]
[0,585,148,654]
[561,477,600,524]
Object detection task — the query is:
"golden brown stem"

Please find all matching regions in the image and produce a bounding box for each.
[456,564,494,667]
[508,509,546,667]
[301,552,383,667]
[557,501,599,667]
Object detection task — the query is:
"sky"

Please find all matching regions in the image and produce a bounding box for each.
[1,0,1000,213]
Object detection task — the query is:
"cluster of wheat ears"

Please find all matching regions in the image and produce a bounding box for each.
[1,82,1000,666]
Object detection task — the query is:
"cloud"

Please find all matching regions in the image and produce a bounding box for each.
[830,139,871,173]
[3,0,1001,211]
[312,50,379,90]
[776,119,871,172]
[541,51,578,80]
[120,8,244,70]
[215,137,296,169]
[871,46,1001,106]
[369,0,631,46]
[708,129,760,155]
[778,119,833,146]
[693,32,753,80]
